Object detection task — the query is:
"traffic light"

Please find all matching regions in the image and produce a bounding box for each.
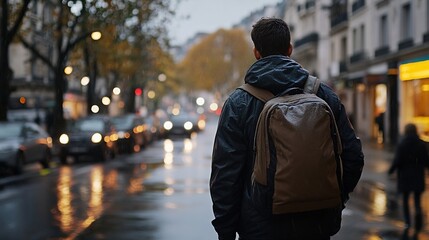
[134,88,142,96]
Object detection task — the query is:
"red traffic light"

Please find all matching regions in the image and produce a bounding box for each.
[134,88,142,96]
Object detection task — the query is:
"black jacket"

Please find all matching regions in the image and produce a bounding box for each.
[389,134,429,193]
[210,55,364,240]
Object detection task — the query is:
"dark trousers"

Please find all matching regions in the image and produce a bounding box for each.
[402,191,422,231]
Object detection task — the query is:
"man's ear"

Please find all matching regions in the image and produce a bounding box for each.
[287,44,293,57]
[253,47,262,60]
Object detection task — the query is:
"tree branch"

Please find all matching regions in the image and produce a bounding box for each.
[18,34,55,71]
[7,0,32,43]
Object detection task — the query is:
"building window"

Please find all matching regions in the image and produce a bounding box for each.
[353,28,358,53]
[341,37,347,61]
[379,15,388,47]
[360,24,365,50]
[401,3,412,40]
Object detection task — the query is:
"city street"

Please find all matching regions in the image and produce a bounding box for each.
[1,116,429,240]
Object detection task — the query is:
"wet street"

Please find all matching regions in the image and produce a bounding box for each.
[1,116,429,240]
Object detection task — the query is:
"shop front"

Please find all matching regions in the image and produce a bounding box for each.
[399,56,429,142]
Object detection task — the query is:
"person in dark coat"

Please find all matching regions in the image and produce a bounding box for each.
[210,17,364,240]
[389,123,429,237]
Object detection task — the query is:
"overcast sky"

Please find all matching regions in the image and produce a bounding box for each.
[169,0,282,45]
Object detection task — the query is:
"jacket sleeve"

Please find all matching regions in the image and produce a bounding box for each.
[336,102,364,201]
[319,84,364,202]
[210,96,247,240]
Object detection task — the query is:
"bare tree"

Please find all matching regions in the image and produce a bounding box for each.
[0,0,32,121]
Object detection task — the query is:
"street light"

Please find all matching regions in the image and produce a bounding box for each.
[147,90,156,99]
[91,31,102,41]
[102,96,111,106]
[91,105,100,113]
[158,73,167,82]
[81,76,90,86]
[64,66,73,75]
[113,87,121,95]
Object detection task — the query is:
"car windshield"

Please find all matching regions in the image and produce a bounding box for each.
[74,119,104,132]
[0,123,22,139]
[111,116,133,129]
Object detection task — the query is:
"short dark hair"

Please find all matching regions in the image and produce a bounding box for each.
[251,18,291,57]
[404,123,418,136]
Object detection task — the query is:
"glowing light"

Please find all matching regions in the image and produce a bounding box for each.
[91,133,102,143]
[164,139,174,152]
[163,121,173,130]
[91,105,99,113]
[81,76,90,86]
[184,121,193,130]
[91,31,102,41]
[147,90,156,99]
[399,59,429,81]
[64,66,73,75]
[101,97,111,106]
[172,108,180,115]
[59,134,69,144]
[210,103,219,111]
[112,87,121,95]
[164,152,173,166]
[196,97,205,106]
[134,88,142,96]
[158,73,167,82]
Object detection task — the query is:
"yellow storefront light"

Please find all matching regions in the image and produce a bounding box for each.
[399,59,429,81]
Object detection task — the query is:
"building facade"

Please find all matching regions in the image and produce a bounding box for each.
[284,0,429,145]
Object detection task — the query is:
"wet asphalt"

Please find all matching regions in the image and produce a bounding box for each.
[76,118,429,240]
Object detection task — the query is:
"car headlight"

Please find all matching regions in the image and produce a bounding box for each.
[91,133,102,143]
[198,119,206,130]
[184,121,193,130]
[118,131,129,139]
[59,134,69,144]
[163,121,173,130]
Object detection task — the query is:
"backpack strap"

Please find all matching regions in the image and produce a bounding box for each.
[238,84,274,103]
[239,75,319,102]
[304,75,321,94]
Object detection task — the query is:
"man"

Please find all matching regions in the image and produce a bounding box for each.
[210,17,364,240]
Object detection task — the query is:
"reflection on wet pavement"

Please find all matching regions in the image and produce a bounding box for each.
[76,123,217,240]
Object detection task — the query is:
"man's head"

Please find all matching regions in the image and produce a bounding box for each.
[251,17,292,59]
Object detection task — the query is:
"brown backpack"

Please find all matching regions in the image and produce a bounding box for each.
[239,75,343,215]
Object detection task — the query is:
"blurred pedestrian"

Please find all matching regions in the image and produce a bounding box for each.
[375,112,385,143]
[389,123,429,238]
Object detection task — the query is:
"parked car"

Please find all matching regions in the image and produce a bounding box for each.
[111,114,149,153]
[0,121,52,174]
[163,112,198,138]
[58,116,119,163]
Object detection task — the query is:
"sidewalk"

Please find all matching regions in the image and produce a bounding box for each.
[334,138,429,240]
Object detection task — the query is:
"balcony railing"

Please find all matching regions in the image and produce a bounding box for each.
[398,38,414,51]
[374,46,390,58]
[349,51,366,64]
[352,0,366,14]
[331,13,348,28]
[294,32,319,48]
